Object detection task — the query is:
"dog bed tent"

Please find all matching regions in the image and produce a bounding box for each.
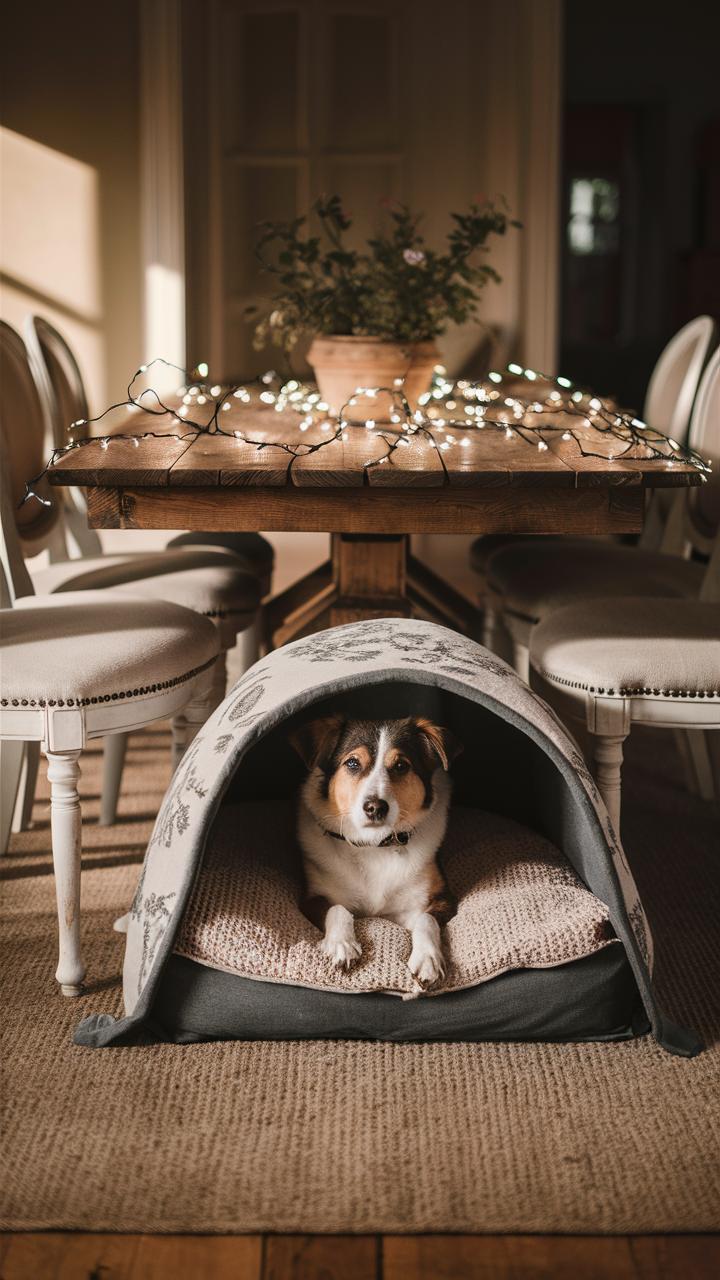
[74,619,701,1056]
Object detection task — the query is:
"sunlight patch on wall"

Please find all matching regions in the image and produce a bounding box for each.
[0,128,101,316]
[144,262,185,393]
[0,128,105,410]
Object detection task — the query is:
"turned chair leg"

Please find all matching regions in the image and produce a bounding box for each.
[512,639,530,684]
[591,732,628,834]
[99,732,129,826]
[234,615,261,674]
[1,738,25,854]
[45,749,85,996]
[11,740,41,834]
[170,653,227,772]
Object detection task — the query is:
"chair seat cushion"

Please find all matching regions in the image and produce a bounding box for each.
[530,599,720,698]
[31,550,261,621]
[469,535,560,575]
[3,592,219,706]
[487,542,705,623]
[167,532,274,574]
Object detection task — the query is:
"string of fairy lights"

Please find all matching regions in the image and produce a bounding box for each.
[21,356,710,509]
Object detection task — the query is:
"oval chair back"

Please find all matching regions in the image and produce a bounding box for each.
[643,315,717,444]
[661,345,720,561]
[25,316,89,448]
[24,316,102,557]
[0,322,65,578]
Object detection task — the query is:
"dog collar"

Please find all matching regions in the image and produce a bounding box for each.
[322,827,410,848]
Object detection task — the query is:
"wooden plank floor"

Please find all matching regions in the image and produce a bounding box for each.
[1,1233,719,1278]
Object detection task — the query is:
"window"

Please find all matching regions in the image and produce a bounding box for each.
[567,177,620,256]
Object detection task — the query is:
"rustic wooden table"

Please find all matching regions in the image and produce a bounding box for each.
[47,399,701,646]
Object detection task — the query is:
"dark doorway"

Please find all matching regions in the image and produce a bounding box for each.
[561,0,720,414]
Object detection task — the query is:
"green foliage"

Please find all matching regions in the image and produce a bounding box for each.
[248,194,520,350]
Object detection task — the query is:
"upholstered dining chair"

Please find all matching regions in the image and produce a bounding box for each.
[2,321,261,828]
[0,520,221,996]
[471,315,718,652]
[484,343,720,682]
[528,535,720,832]
[26,314,276,595]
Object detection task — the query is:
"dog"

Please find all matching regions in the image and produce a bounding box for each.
[289,715,461,988]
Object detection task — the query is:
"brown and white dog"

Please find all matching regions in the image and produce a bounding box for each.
[289,716,461,988]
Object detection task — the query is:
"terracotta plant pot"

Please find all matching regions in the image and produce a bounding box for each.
[307,335,439,417]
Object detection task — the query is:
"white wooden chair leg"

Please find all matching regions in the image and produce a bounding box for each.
[1,738,25,854]
[591,732,627,834]
[512,639,530,683]
[171,653,227,772]
[684,729,716,802]
[207,650,228,711]
[170,713,190,773]
[673,727,701,796]
[45,749,85,995]
[99,732,128,826]
[234,616,261,675]
[12,740,41,833]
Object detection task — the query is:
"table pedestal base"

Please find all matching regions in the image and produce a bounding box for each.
[264,534,478,649]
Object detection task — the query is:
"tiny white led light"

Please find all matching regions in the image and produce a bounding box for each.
[557,376,572,388]
[488,371,502,383]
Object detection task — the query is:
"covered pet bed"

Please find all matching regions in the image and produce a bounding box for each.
[74,620,701,1055]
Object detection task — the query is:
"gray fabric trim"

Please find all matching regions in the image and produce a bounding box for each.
[153,947,648,1045]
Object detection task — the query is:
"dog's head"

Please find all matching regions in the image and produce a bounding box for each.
[289,715,462,843]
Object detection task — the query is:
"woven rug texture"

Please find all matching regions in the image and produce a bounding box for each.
[1,724,719,1234]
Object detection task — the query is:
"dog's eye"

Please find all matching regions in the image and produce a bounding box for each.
[392,759,410,775]
[345,756,361,772]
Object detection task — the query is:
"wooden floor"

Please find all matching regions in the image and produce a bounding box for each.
[1,1233,719,1279]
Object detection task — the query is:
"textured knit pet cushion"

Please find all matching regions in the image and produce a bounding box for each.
[530,599,720,697]
[487,542,704,623]
[5,592,219,704]
[173,803,615,998]
[31,549,261,619]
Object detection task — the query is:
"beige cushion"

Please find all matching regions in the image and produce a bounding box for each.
[469,535,540,575]
[175,804,615,997]
[31,549,261,621]
[2,592,220,706]
[487,542,705,623]
[530,599,720,698]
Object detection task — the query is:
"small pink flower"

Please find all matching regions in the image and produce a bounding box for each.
[403,248,425,265]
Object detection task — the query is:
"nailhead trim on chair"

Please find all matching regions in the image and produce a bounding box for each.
[0,654,218,709]
[535,667,720,699]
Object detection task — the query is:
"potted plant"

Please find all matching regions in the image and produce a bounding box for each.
[249,194,519,413]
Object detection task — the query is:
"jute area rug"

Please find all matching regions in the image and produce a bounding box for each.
[1,725,719,1234]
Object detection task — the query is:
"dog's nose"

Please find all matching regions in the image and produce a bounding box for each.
[363,796,388,822]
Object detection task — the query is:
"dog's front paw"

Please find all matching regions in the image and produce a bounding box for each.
[408,944,445,989]
[320,934,362,970]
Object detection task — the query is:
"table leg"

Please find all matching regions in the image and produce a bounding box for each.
[264,536,479,647]
[329,533,411,626]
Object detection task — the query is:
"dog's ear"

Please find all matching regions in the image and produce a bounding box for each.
[288,715,345,769]
[414,718,463,771]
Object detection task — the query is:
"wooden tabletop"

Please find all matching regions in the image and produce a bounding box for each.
[47,399,701,537]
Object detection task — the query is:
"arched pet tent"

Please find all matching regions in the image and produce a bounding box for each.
[75,620,701,1056]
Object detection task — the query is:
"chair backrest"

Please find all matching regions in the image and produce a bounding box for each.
[24,317,103,558]
[661,344,720,561]
[0,322,64,569]
[643,315,717,443]
[25,316,89,449]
